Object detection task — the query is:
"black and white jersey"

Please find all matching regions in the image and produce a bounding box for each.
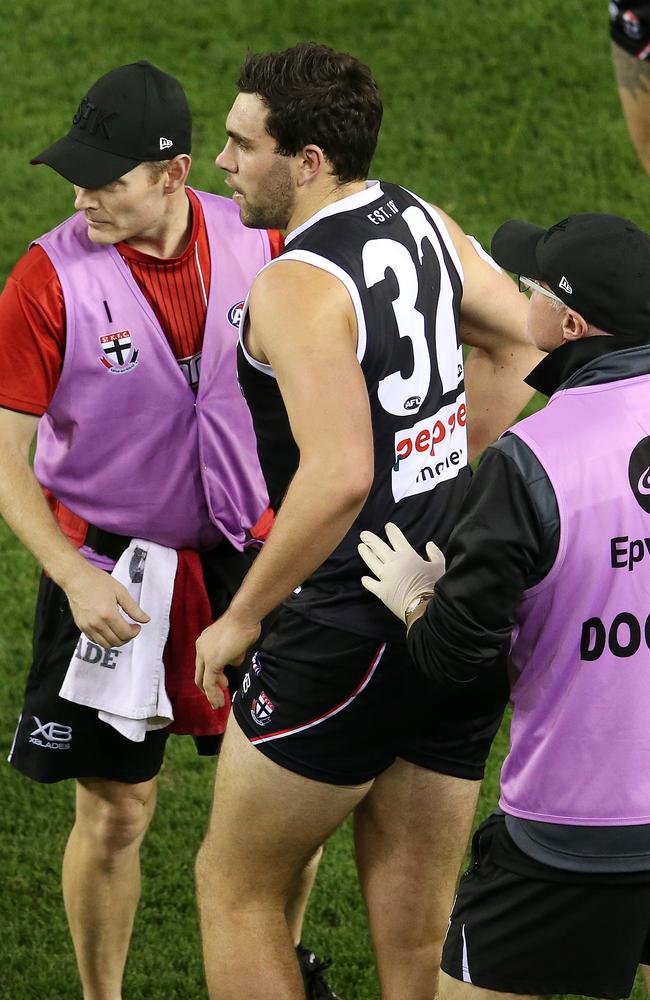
[238,181,471,640]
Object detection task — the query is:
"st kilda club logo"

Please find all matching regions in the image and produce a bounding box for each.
[629,437,650,514]
[98,331,139,374]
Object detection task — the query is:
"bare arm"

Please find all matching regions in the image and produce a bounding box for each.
[0,407,148,646]
[611,42,650,175]
[434,207,543,459]
[195,261,374,705]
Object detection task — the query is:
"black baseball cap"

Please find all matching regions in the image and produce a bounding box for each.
[491,213,650,338]
[31,60,192,188]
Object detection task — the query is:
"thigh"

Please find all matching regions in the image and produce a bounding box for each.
[232,609,402,785]
[202,714,371,895]
[442,815,650,999]
[438,970,542,1000]
[354,759,480,937]
[8,573,168,785]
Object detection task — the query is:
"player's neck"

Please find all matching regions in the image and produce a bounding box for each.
[286,179,368,235]
[124,188,192,259]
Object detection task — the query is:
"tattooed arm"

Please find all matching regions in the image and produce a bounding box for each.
[612,41,650,174]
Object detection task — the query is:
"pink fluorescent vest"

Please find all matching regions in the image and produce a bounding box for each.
[34,189,270,552]
[500,371,650,825]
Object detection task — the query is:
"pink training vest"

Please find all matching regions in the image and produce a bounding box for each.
[500,370,650,825]
[33,189,270,552]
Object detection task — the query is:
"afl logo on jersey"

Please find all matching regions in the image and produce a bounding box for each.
[404,396,421,411]
[228,301,245,328]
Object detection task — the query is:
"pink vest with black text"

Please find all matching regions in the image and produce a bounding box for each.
[33,189,270,552]
[500,369,650,825]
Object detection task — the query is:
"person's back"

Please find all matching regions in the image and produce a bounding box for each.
[239,180,470,639]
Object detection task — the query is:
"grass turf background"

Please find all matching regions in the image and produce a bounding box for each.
[1,1,649,996]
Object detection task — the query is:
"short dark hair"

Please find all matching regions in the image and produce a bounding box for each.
[237,43,383,183]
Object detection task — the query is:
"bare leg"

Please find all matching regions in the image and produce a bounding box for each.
[62,776,158,1000]
[196,717,371,1000]
[612,42,650,175]
[354,762,480,1000]
[286,845,324,946]
[438,970,542,1000]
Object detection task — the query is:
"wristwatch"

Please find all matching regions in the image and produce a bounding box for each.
[404,592,435,628]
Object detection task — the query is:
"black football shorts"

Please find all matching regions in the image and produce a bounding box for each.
[8,572,170,784]
[441,813,650,998]
[8,544,260,784]
[232,607,506,786]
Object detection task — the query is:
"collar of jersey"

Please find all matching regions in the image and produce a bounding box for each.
[284,181,384,245]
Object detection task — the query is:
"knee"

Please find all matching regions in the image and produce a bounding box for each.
[75,781,156,860]
[195,833,294,918]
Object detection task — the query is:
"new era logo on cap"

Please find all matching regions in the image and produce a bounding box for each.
[160,137,173,150]
[559,276,573,294]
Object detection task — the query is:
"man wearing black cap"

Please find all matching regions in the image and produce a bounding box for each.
[0,61,335,1000]
[359,212,650,999]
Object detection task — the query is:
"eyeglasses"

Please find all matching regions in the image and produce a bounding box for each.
[518,276,565,305]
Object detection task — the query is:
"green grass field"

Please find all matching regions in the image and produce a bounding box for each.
[1,1,650,997]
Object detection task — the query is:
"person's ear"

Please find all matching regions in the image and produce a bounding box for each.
[561,308,589,342]
[164,154,192,193]
[296,144,325,187]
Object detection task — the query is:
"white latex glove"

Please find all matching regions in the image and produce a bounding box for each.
[358,522,445,622]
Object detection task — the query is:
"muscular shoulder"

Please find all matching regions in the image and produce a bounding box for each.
[246,258,357,363]
[250,257,353,315]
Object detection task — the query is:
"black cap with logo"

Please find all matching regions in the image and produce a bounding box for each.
[491,213,650,339]
[31,60,192,188]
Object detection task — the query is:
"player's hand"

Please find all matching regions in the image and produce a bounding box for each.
[195,611,261,709]
[64,563,150,649]
[358,522,445,622]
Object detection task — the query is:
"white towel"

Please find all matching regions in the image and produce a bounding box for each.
[60,539,178,742]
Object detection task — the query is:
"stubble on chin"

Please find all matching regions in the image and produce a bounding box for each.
[239,159,295,230]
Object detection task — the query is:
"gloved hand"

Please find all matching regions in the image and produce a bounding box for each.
[358,522,445,623]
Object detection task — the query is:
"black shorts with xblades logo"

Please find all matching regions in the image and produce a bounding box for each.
[8,573,169,784]
[233,607,506,786]
[9,544,261,784]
